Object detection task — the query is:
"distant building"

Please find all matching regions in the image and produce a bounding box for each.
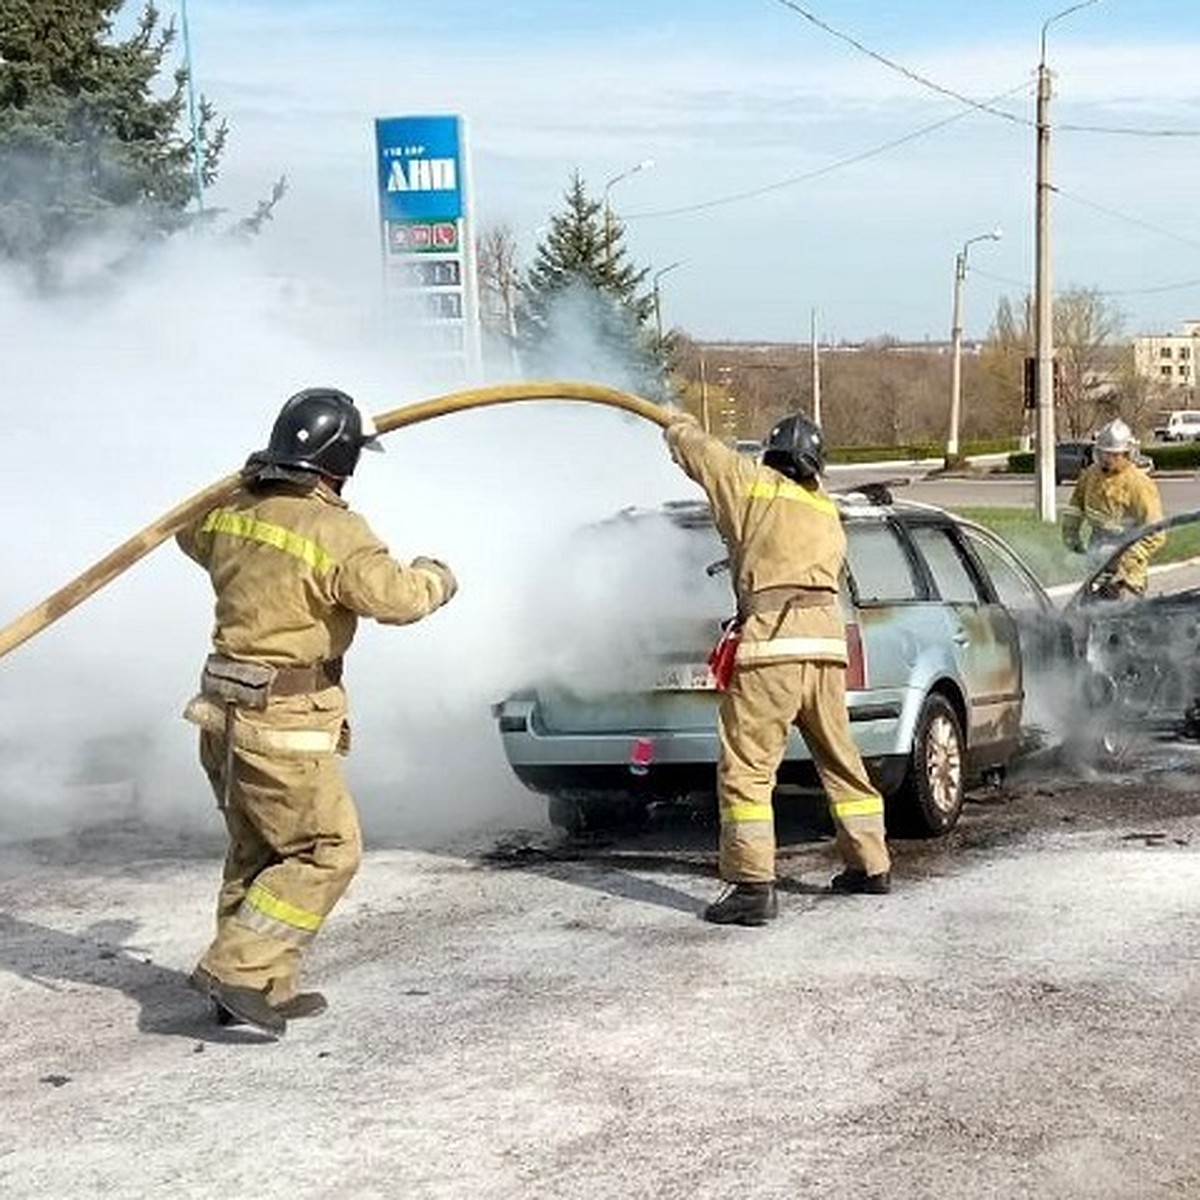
[1133,321,1200,392]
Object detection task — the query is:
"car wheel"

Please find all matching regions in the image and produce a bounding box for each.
[889,693,965,837]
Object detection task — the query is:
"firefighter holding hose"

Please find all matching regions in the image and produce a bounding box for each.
[664,411,891,926]
[1061,417,1165,599]
[178,388,457,1035]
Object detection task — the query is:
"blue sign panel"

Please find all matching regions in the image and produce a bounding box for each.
[375,115,464,222]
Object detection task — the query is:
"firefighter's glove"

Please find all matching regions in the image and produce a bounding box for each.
[412,556,458,605]
[1095,578,1133,602]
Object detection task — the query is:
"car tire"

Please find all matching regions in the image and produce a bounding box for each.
[888,693,965,837]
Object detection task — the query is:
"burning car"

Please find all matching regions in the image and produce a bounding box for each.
[493,488,1073,837]
[1062,509,1200,760]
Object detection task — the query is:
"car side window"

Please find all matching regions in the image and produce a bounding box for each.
[844,523,919,602]
[958,528,1046,612]
[908,525,982,604]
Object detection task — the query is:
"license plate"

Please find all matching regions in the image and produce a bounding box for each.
[651,663,716,691]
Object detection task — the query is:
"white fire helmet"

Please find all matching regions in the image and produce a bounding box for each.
[1094,418,1135,454]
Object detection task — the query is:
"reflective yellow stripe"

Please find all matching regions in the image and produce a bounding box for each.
[243,882,323,933]
[202,510,336,575]
[746,478,838,517]
[736,636,847,661]
[724,802,774,822]
[832,795,885,819]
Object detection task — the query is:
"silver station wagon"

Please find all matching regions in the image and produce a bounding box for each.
[493,487,1070,837]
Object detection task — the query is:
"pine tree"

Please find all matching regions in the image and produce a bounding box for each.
[517,171,667,396]
[0,0,226,280]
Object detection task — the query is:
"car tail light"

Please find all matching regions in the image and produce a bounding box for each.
[845,622,866,690]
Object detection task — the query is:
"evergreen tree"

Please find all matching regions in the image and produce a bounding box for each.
[517,171,667,396]
[0,0,226,281]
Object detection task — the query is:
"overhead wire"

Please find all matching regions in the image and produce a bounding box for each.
[625,81,1031,221]
[769,0,1200,138]
[767,0,1031,126]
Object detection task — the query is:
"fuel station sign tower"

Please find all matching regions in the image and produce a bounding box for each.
[375,114,481,381]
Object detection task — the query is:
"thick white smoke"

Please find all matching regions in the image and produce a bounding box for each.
[0,234,701,847]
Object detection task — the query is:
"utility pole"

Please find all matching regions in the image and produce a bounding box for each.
[699,353,711,431]
[1034,1,1101,522]
[1034,41,1056,521]
[810,308,822,426]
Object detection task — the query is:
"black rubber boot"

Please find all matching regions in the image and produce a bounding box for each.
[829,868,891,895]
[214,991,328,1026]
[274,992,328,1020]
[190,966,286,1037]
[703,882,779,926]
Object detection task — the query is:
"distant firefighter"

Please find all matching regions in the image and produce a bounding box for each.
[1062,418,1164,599]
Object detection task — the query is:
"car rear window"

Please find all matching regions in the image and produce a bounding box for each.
[908,525,983,604]
[845,523,919,602]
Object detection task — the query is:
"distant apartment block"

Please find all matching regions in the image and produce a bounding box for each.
[1133,320,1200,390]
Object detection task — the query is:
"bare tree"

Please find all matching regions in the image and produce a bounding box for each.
[979,288,1129,440]
[475,222,519,348]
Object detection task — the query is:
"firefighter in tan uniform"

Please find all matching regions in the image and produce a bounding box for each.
[1061,418,1164,599]
[178,388,457,1035]
[665,411,891,926]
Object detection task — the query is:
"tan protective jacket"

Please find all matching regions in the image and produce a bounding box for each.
[1061,459,1165,591]
[178,480,453,755]
[666,422,847,666]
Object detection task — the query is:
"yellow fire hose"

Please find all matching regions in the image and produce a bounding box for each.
[0,382,674,662]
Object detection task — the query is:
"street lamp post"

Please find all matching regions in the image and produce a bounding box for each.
[1034,0,1103,522]
[603,158,654,274]
[947,229,1001,460]
[652,260,684,350]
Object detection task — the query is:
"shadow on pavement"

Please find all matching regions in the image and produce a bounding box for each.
[475,800,837,915]
[0,913,275,1045]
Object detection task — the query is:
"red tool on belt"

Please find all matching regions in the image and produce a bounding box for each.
[707,619,741,690]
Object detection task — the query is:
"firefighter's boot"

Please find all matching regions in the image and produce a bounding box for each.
[275,992,328,1019]
[190,966,286,1037]
[703,882,778,926]
[829,868,892,895]
[214,991,328,1026]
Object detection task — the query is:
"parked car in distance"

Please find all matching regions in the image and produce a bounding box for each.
[1152,410,1200,442]
[493,489,1073,839]
[1056,440,1154,484]
[1056,441,1094,484]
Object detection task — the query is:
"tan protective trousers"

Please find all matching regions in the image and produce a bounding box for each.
[717,660,890,884]
[197,730,362,1004]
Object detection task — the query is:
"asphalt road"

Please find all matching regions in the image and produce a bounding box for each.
[1,747,1198,1199]
[830,462,1200,515]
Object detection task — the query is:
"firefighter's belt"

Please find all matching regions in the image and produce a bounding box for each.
[739,586,838,617]
[200,655,343,708]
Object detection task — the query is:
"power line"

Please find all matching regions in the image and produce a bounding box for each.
[626,81,1031,221]
[1058,121,1200,137]
[1053,185,1200,253]
[972,263,1200,301]
[768,0,1031,126]
[770,0,1200,138]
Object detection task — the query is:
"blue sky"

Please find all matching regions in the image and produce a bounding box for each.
[181,0,1200,342]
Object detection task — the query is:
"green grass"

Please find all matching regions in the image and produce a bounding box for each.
[955,506,1200,587]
